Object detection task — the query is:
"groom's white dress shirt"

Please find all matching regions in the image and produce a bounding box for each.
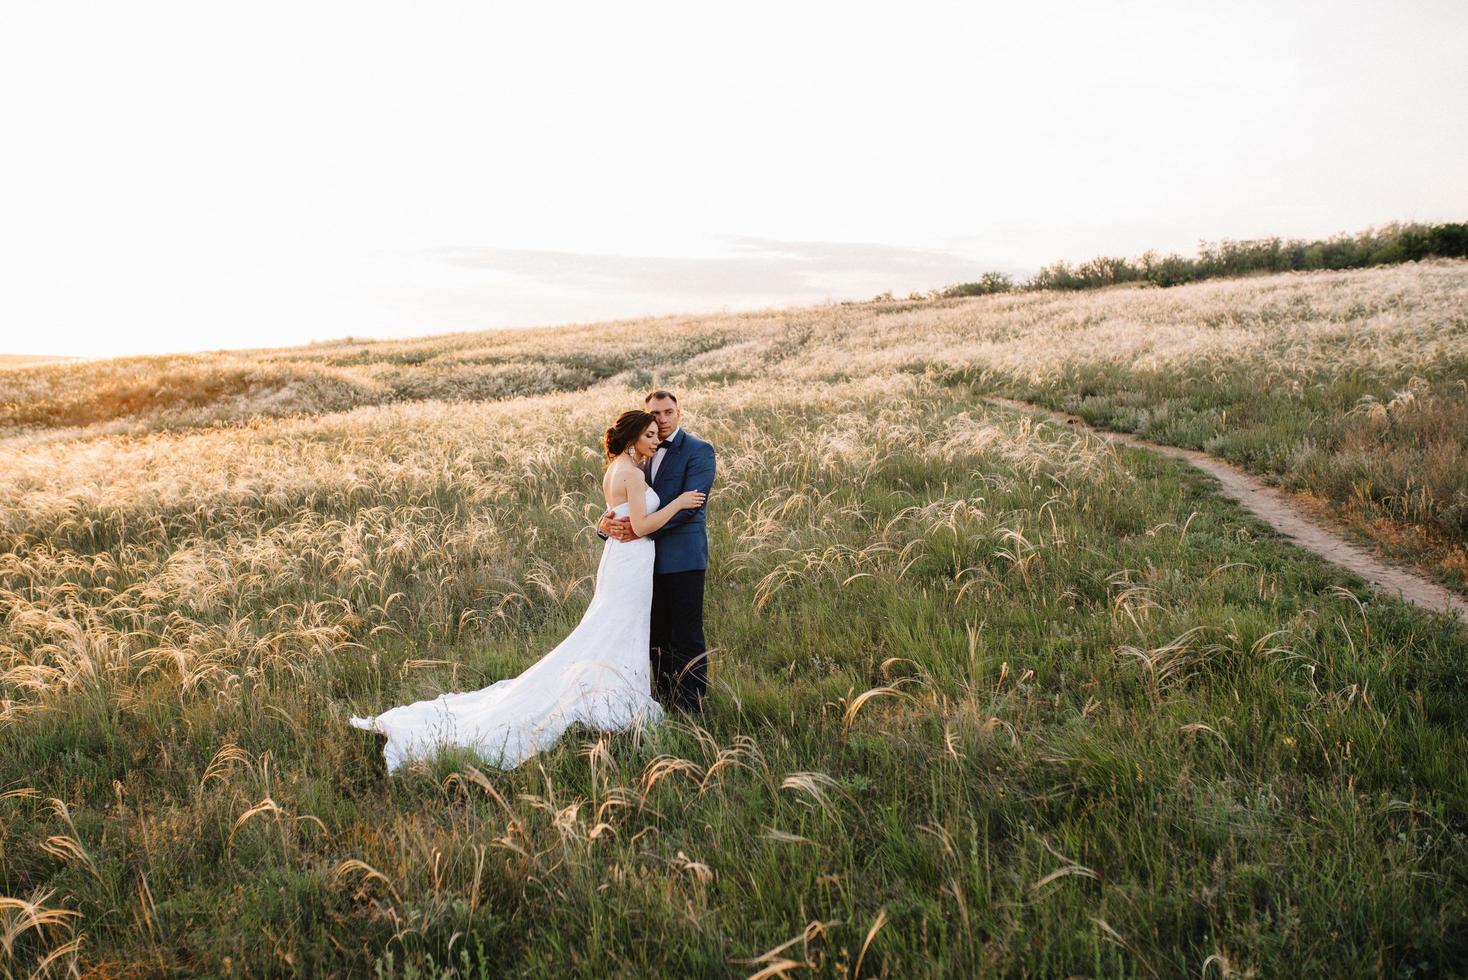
[650,427,681,483]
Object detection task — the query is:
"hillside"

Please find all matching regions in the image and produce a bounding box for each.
[1,261,1466,975]
[6,259,1466,589]
[0,354,76,369]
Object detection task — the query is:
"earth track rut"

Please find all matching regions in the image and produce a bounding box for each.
[984,396,1468,625]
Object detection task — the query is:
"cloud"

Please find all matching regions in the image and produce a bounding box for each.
[429,236,1005,303]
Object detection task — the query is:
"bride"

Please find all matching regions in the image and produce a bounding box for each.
[350,410,706,772]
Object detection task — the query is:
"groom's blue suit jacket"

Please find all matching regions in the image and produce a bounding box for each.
[648,428,716,575]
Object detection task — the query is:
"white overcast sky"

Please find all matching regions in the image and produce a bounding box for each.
[2,0,1465,357]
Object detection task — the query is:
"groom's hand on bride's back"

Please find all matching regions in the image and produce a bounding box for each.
[598,510,639,542]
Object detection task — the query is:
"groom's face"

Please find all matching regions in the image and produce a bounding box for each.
[647,397,680,439]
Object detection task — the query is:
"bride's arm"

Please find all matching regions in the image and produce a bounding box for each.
[626,468,704,537]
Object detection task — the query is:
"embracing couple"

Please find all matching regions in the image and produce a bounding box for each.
[351,389,716,773]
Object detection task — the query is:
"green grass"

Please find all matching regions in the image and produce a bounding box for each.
[3,379,1465,976]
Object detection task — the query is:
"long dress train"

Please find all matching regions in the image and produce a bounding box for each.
[350,487,664,772]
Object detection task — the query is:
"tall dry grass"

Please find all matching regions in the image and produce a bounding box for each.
[1,263,1466,975]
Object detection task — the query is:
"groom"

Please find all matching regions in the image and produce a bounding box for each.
[599,389,716,712]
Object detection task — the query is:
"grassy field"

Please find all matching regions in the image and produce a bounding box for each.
[2,263,1466,976]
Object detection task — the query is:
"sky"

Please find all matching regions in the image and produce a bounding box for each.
[2,0,1465,358]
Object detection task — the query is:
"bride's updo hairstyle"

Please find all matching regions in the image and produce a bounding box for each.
[603,410,656,461]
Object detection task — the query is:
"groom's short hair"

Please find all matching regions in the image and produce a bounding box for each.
[644,389,677,404]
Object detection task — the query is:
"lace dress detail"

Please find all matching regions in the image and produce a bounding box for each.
[351,487,664,771]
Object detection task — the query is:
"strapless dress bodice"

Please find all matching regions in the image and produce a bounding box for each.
[611,486,661,518]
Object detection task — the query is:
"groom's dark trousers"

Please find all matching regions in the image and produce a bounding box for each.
[650,569,706,709]
[646,428,717,710]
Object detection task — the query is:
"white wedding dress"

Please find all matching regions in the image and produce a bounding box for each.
[350,487,665,772]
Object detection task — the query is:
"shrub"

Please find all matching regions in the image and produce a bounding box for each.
[941,271,1015,297]
[940,221,1468,296]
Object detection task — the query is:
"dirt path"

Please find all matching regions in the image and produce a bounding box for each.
[984,396,1468,625]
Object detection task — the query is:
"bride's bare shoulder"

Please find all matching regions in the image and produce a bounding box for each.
[608,459,645,481]
[603,460,646,504]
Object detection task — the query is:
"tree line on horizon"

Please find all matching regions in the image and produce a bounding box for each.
[924,220,1468,298]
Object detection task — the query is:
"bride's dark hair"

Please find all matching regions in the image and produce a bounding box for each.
[603,410,656,461]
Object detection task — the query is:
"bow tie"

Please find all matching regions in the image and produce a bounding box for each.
[657,439,674,449]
